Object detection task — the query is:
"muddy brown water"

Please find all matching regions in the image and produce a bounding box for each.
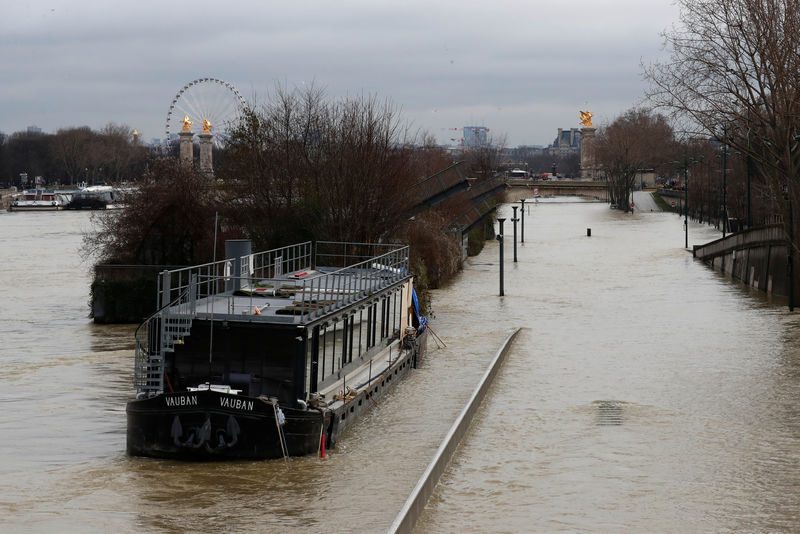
[2,202,800,533]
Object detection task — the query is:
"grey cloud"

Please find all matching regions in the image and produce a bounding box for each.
[1,0,679,146]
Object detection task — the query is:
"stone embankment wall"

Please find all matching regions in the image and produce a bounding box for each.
[693,225,789,297]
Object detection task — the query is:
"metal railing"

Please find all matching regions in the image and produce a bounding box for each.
[134,287,193,393]
[250,241,313,280]
[693,224,786,260]
[157,241,314,309]
[134,241,410,393]
[299,242,409,318]
[315,241,407,268]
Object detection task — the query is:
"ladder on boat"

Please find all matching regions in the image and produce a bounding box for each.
[133,282,196,395]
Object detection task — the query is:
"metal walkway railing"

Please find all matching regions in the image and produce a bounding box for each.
[132,241,410,395]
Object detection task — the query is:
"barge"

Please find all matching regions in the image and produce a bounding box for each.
[64,185,119,210]
[126,240,427,460]
[8,188,73,211]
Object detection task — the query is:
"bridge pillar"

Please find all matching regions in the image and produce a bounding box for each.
[580,127,597,179]
[179,131,194,165]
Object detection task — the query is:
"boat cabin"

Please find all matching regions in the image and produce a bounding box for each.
[135,240,416,407]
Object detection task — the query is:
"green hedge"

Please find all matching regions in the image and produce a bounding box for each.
[91,277,158,324]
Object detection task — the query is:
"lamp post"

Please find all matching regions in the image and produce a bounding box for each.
[684,162,689,249]
[746,155,752,229]
[676,155,703,249]
[789,134,800,311]
[497,218,506,296]
[789,204,794,312]
[511,206,519,263]
[519,199,525,243]
[722,139,728,238]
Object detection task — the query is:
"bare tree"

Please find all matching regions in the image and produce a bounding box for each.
[83,159,222,265]
[50,127,94,185]
[222,85,420,248]
[4,130,55,185]
[595,109,675,211]
[97,123,136,183]
[463,134,507,179]
[644,0,800,248]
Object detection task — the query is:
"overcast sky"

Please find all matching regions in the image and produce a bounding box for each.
[1,0,681,147]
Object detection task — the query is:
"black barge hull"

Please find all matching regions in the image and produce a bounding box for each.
[126,390,326,460]
[126,331,427,460]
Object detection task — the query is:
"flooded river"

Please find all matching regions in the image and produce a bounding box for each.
[2,201,800,533]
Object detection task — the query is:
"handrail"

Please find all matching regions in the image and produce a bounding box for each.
[133,287,191,392]
[298,245,409,319]
[693,225,786,260]
[134,241,412,394]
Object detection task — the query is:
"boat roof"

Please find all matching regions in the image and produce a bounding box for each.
[160,241,411,326]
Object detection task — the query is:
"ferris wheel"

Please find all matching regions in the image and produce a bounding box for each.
[165,77,247,147]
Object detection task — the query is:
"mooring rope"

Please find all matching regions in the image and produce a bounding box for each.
[269,400,289,463]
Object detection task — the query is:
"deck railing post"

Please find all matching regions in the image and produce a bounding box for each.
[300,280,314,318]
[160,270,171,309]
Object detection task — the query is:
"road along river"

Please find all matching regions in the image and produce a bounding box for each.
[2,201,799,533]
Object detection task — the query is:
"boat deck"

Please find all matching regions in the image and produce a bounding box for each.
[177,264,407,325]
[318,338,405,403]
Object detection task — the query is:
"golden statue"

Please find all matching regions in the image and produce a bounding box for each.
[202,119,212,134]
[579,110,593,127]
[181,115,193,132]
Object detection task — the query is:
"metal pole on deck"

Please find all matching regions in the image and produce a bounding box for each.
[519,199,525,243]
[497,218,506,296]
[210,212,218,363]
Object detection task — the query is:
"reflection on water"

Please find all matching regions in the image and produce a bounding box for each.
[3,205,800,533]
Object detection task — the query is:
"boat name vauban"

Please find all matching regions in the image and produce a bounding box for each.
[220,397,254,411]
[165,395,198,407]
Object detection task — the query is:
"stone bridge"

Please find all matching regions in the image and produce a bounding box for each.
[503,179,608,202]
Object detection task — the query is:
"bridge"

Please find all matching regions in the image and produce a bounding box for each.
[503,179,608,202]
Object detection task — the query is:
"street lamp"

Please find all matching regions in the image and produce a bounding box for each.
[789,135,800,311]
[722,139,728,238]
[684,162,689,248]
[511,206,519,263]
[675,156,702,249]
[497,218,506,296]
[519,198,525,243]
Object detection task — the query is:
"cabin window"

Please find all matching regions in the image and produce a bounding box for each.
[311,319,350,386]
[306,327,319,394]
[334,319,345,372]
[382,297,390,339]
[392,290,398,335]
[369,302,379,349]
[347,313,355,364]
[342,314,352,365]
[329,320,338,375]
[319,324,328,387]
[357,308,365,358]
[304,286,406,392]
[365,304,373,349]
